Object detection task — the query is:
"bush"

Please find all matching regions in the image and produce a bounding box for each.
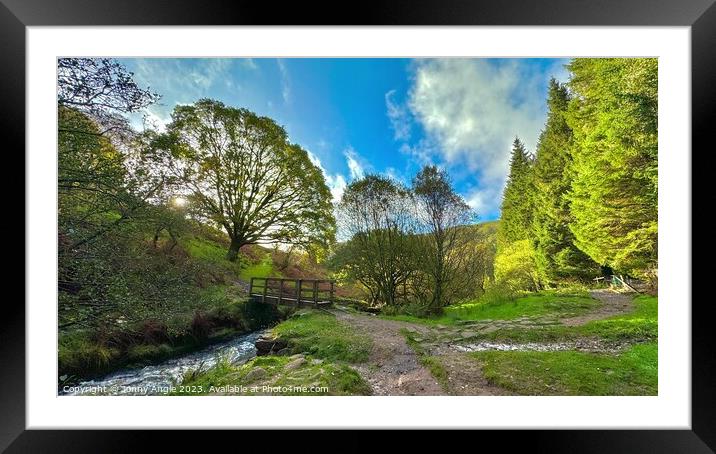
[190,311,212,340]
[381,302,433,317]
[494,239,541,292]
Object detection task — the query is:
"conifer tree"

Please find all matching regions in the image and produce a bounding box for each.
[566,58,658,276]
[499,137,534,245]
[531,79,597,282]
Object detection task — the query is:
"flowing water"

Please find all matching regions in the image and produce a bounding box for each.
[453,338,631,353]
[59,331,262,396]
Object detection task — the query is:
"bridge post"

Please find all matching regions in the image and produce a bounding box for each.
[262,278,268,303]
[249,277,254,296]
[330,280,335,303]
[313,280,318,307]
[279,279,284,305]
[296,279,302,306]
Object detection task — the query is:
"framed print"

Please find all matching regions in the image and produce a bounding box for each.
[5,0,714,450]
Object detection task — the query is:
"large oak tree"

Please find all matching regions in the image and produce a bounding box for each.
[157,99,335,261]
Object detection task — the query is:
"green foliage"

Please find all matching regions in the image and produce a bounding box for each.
[272,311,372,363]
[412,165,476,310]
[335,175,417,305]
[566,58,658,276]
[531,79,598,283]
[494,239,541,291]
[154,99,336,261]
[499,138,534,245]
[474,342,657,395]
[58,331,121,374]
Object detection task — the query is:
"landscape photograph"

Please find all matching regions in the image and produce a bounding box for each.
[57,56,658,396]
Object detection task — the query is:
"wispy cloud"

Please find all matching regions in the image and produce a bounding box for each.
[277,59,291,104]
[241,58,258,70]
[344,147,365,181]
[385,89,411,141]
[126,58,236,127]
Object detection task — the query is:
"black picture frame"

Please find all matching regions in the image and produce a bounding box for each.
[4,0,713,450]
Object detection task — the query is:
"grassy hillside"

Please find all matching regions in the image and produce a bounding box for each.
[58,222,328,383]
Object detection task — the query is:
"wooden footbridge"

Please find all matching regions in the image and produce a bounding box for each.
[249,277,336,307]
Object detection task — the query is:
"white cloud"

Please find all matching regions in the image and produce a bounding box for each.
[277,59,291,104]
[344,147,365,181]
[407,58,552,215]
[325,174,348,203]
[385,89,411,141]
[465,185,503,217]
[306,150,348,203]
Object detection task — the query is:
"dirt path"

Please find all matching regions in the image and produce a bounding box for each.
[560,289,634,326]
[332,309,443,395]
[330,289,635,396]
[332,308,504,396]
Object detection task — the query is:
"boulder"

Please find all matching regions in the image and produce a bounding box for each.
[244,367,267,382]
[285,357,307,370]
[255,336,288,356]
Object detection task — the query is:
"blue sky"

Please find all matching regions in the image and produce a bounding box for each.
[120,57,570,220]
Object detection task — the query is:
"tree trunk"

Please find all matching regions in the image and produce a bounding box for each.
[226,237,243,262]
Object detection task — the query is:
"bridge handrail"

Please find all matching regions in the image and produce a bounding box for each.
[248,277,336,307]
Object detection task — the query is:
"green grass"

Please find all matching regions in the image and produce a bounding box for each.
[382,290,598,326]
[58,331,121,374]
[402,329,449,391]
[473,342,657,395]
[173,354,372,396]
[272,311,372,363]
[183,236,244,275]
[184,236,280,283]
[580,295,658,340]
[474,294,659,344]
[238,253,279,282]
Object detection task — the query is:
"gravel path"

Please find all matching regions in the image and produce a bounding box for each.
[560,289,634,326]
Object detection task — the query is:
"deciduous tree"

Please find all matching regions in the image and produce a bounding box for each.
[156,99,336,261]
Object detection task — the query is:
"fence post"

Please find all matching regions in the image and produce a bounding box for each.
[330,281,335,304]
[296,279,302,306]
[249,277,254,296]
[278,279,284,306]
[262,278,268,304]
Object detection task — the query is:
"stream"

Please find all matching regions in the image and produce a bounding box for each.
[59,331,262,396]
